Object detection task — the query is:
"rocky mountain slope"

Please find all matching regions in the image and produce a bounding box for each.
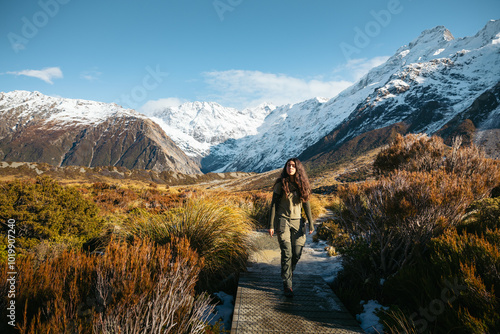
[202,20,500,173]
[0,91,201,174]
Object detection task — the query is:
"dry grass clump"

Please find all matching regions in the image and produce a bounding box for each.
[105,195,255,290]
[308,194,329,219]
[231,191,272,229]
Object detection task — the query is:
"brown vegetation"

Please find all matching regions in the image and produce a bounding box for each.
[322,133,500,332]
[106,196,255,291]
[0,175,274,332]
[0,238,212,334]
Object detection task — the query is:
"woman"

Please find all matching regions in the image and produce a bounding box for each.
[268,158,314,298]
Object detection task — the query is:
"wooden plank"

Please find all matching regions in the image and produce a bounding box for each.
[231,272,365,334]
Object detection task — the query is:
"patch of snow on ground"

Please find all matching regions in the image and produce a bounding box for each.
[357,300,389,333]
[294,234,344,285]
[208,291,234,330]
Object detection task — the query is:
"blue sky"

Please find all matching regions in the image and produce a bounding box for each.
[1,0,499,110]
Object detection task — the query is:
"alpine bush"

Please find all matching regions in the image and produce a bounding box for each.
[382,199,500,333]
[0,176,104,258]
[332,134,500,332]
[0,238,213,334]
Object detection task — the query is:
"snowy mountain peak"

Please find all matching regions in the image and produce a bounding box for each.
[0,90,144,128]
[473,19,500,45]
[408,25,454,50]
[142,100,276,158]
[389,19,500,68]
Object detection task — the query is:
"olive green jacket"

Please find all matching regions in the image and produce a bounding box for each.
[268,181,314,232]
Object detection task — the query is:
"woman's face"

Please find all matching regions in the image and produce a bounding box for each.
[286,160,296,176]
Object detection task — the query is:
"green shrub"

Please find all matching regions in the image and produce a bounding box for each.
[0,177,104,257]
[313,219,350,249]
[381,227,500,333]
[458,197,500,235]
[379,196,500,333]
[331,240,381,315]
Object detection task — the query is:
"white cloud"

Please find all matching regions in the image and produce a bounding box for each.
[7,67,63,84]
[139,56,390,111]
[334,56,390,81]
[140,98,187,115]
[202,70,353,108]
[81,69,102,81]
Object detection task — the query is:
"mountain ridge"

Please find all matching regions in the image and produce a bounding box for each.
[142,100,275,158]
[0,91,202,174]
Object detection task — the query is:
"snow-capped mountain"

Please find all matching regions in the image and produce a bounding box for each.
[202,97,338,172]
[0,91,201,174]
[202,20,500,173]
[142,101,275,158]
[300,20,500,168]
[2,20,498,176]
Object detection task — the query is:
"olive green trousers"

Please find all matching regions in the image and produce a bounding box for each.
[277,218,306,289]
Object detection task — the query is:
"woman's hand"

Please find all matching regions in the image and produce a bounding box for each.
[269,229,274,237]
[309,223,314,234]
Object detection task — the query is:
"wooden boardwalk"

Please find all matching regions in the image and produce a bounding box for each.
[231,270,365,333]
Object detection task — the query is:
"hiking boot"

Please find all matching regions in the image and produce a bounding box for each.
[284,287,294,298]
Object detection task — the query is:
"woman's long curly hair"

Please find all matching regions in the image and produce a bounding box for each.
[275,158,311,202]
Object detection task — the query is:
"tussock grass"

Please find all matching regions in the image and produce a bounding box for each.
[308,194,329,219]
[105,195,255,290]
